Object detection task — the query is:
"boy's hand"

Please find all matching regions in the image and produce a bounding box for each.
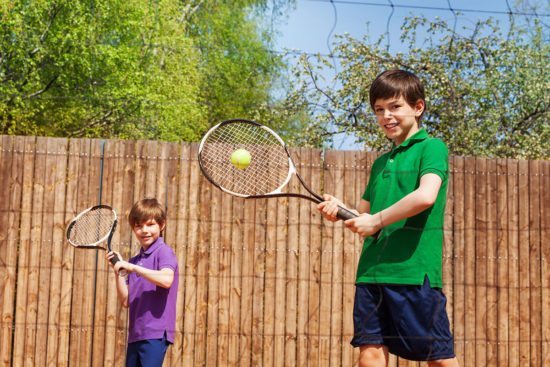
[317,194,346,222]
[106,251,133,275]
[344,213,382,237]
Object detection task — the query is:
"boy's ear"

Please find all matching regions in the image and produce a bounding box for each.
[414,100,425,117]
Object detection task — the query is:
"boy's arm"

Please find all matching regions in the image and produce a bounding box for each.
[125,265,175,289]
[345,173,442,237]
[106,252,129,307]
[114,270,130,308]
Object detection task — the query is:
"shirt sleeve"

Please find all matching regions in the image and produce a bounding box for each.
[420,139,449,181]
[158,246,178,271]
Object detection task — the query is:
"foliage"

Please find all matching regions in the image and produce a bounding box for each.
[284,16,549,159]
[0,0,297,141]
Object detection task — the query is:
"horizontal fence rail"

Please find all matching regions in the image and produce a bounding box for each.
[0,135,548,367]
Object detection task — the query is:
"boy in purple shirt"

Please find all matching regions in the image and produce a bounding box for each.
[107,198,179,367]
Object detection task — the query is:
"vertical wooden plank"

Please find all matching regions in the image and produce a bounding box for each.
[528,160,541,367]
[262,196,278,367]
[91,140,117,367]
[308,149,323,366]
[41,138,69,366]
[541,161,550,367]
[285,148,299,367]
[342,150,358,367]
[162,142,181,367]
[0,136,23,367]
[56,138,84,365]
[507,159,520,366]
[239,192,256,366]
[144,140,159,198]
[452,156,465,366]
[475,158,488,367]
[101,139,130,366]
[26,138,47,365]
[216,191,234,367]
[25,137,49,366]
[485,158,498,367]
[205,172,222,367]
[518,160,530,366]
[227,192,245,367]
[496,158,509,367]
[171,143,191,366]
[324,149,345,367]
[116,139,137,363]
[71,139,101,366]
[12,136,37,366]
[251,196,267,366]
[182,143,201,366]
[463,157,476,367]
[319,150,336,367]
[296,148,311,367]
[193,153,212,367]
[273,195,289,367]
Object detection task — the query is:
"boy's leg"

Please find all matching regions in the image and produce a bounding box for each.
[126,342,142,367]
[352,285,391,367]
[427,357,459,367]
[383,277,456,362]
[359,344,389,367]
[126,337,169,367]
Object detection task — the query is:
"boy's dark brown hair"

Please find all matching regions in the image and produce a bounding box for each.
[128,198,166,228]
[369,69,426,120]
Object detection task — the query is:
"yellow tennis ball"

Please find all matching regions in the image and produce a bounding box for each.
[230,148,252,170]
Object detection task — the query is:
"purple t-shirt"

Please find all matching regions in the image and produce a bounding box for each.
[127,237,178,344]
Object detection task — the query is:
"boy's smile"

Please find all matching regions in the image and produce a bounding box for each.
[374,95,424,146]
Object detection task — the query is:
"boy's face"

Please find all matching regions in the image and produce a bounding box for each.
[373,95,424,146]
[132,218,164,248]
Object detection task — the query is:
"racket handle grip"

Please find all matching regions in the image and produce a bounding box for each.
[336,206,358,221]
[110,255,128,277]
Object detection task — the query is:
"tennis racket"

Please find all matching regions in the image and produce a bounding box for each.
[66,205,126,276]
[198,118,358,221]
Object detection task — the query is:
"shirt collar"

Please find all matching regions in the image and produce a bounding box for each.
[139,236,164,256]
[392,128,428,150]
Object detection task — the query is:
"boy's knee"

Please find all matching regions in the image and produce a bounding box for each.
[359,345,387,367]
[427,357,460,367]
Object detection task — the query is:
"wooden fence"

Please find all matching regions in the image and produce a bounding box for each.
[0,135,548,367]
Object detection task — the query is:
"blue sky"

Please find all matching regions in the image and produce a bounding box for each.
[272,0,534,149]
[275,0,524,55]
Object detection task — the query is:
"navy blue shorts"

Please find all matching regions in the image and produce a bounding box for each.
[126,333,170,367]
[351,276,455,361]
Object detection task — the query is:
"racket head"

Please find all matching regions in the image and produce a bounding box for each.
[66,205,118,249]
[198,119,294,198]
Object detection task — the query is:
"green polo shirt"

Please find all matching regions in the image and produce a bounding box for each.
[358,129,449,288]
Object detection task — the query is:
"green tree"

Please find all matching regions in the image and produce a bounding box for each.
[284,15,549,159]
[0,0,298,141]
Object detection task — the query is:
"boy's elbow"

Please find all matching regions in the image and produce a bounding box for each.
[417,192,436,209]
[159,272,174,288]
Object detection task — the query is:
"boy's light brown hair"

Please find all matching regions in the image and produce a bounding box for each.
[128,198,166,228]
[369,69,426,121]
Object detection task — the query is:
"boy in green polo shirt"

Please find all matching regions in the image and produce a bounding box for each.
[318,70,459,367]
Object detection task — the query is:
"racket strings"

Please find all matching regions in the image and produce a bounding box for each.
[200,122,290,196]
[68,208,115,246]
